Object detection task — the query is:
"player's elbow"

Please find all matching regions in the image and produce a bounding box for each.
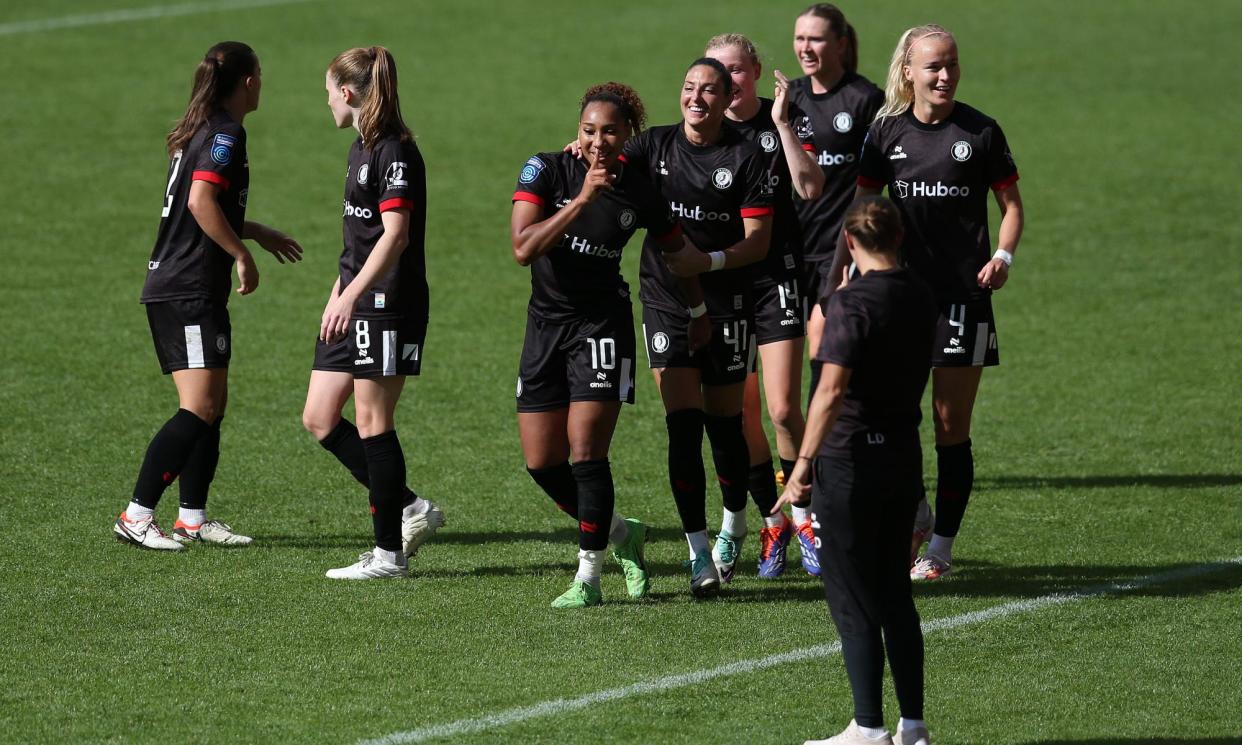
[800,179,823,201]
[512,242,534,267]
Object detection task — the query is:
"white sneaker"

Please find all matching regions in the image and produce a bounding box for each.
[325,551,407,580]
[173,519,253,546]
[114,512,184,551]
[401,501,445,558]
[910,554,953,581]
[893,726,930,745]
[804,720,894,745]
[711,532,744,583]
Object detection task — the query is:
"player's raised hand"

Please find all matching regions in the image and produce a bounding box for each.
[254,225,304,264]
[977,257,1009,290]
[772,69,793,127]
[577,156,615,204]
[563,139,584,159]
[235,250,259,295]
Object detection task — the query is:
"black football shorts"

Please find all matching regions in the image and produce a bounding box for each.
[933,298,999,367]
[516,309,637,412]
[641,304,755,386]
[146,297,231,374]
[313,315,426,378]
[753,277,807,345]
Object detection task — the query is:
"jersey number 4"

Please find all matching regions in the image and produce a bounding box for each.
[161,151,184,218]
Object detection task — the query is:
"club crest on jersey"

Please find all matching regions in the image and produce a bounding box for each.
[618,208,636,230]
[211,133,235,165]
[519,156,544,184]
[651,332,670,354]
[833,112,853,133]
[357,164,370,185]
[712,168,733,190]
[385,162,409,189]
[759,131,778,153]
[951,140,972,162]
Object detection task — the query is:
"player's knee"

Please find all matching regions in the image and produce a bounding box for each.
[182,399,219,424]
[766,400,799,435]
[302,409,334,440]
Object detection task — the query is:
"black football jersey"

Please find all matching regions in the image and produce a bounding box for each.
[787,72,883,265]
[858,102,1019,302]
[816,267,936,457]
[141,111,249,303]
[512,151,679,322]
[339,134,428,321]
[724,97,815,287]
[623,124,773,320]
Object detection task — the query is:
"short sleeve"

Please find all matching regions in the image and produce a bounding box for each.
[817,291,868,367]
[512,154,555,208]
[634,175,679,241]
[986,122,1019,192]
[191,121,244,191]
[788,101,817,152]
[856,120,889,189]
[738,149,773,219]
[374,140,419,213]
[621,130,654,177]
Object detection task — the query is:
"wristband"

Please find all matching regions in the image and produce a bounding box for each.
[688,302,708,319]
[993,249,1014,267]
[708,251,727,272]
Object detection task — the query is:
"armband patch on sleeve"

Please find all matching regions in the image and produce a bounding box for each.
[211,133,235,166]
[519,156,545,184]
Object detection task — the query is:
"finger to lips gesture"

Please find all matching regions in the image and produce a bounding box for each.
[579,157,614,203]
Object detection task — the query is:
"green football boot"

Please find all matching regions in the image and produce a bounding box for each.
[611,517,651,599]
[551,580,603,609]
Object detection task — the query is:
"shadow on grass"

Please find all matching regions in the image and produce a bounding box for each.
[909,559,1242,601]
[976,473,1242,490]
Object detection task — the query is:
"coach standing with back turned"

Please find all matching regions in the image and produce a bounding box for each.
[775,195,936,745]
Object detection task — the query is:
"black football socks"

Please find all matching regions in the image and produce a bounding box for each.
[932,439,974,538]
[666,409,707,533]
[704,413,750,514]
[571,459,614,552]
[320,418,419,509]
[131,408,211,509]
[361,430,406,553]
[178,415,222,511]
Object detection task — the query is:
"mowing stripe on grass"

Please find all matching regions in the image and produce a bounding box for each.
[359,557,1242,745]
[0,0,320,36]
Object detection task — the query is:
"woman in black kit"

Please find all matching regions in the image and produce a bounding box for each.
[786,4,883,401]
[510,83,683,608]
[622,58,774,598]
[301,46,440,580]
[827,24,1025,581]
[703,32,824,581]
[115,41,302,551]
[777,197,935,745]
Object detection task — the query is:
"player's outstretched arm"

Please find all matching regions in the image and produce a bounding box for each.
[243,221,304,264]
[773,362,852,511]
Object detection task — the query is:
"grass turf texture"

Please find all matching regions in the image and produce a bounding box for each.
[1,0,1239,743]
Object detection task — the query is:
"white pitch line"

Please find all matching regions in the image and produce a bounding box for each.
[359,556,1242,745]
[0,0,320,36]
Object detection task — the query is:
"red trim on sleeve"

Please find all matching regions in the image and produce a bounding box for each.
[654,223,683,242]
[617,153,628,163]
[512,191,544,206]
[379,198,415,213]
[740,206,774,219]
[192,170,230,190]
[991,172,1020,192]
[857,175,885,189]
[801,143,817,152]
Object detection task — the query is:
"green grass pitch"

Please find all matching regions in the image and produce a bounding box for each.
[1,1,1239,743]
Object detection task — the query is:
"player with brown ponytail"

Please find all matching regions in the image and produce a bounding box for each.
[116,41,302,551]
[302,46,441,580]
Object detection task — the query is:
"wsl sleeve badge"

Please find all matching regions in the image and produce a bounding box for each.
[211,133,236,166]
[519,156,545,184]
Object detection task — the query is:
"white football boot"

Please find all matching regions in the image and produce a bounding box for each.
[325,551,408,580]
[173,519,253,546]
[893,725,931,745]
[113,512,184,551]
[804,720,894,745]
[401,501,445,558]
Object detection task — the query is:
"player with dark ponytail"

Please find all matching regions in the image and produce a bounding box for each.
[115,41,302,551]
[510,82,681,608]
[302,46,440,580]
